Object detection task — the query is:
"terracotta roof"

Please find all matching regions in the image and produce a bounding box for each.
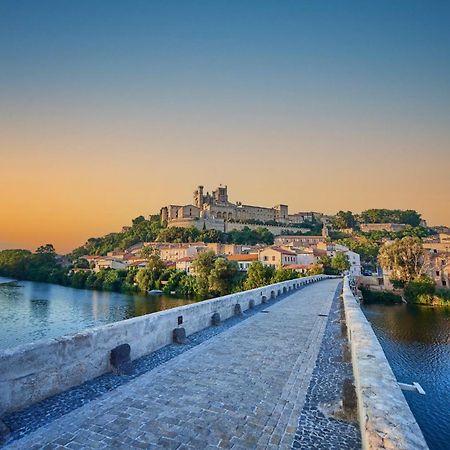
[177,256,195,262]
[227,254,258,262]
[262,246,297,256]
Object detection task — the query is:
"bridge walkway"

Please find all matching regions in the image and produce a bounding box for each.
[7,279,340,450]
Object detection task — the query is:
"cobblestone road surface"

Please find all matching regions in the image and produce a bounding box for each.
[6,279,340,450]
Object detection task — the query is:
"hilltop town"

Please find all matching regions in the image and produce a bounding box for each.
[1,184,449,304]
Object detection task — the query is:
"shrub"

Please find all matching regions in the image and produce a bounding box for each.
[360,287,402,304]
[404,276,435,303]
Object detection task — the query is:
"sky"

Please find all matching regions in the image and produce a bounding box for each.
[1,0,449,253]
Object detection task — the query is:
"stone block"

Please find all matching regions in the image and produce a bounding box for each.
[110,344,133,376]
[342,378,357,414]
[173,327,188,344]
[211,313,221,326]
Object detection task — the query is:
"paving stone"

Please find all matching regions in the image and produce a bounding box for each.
[292,286,361,450]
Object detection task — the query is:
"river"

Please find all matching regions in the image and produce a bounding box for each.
[0,276,196,350]
[363,302,450,450]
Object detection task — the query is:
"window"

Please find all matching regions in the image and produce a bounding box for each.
[436,271,440,276]
[443,280,447,286]
[272,256,275,261]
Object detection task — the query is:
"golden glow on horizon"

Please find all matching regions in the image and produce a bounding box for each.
[1,111,449,254]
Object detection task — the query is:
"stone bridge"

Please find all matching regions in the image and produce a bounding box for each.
[0,276,428,449]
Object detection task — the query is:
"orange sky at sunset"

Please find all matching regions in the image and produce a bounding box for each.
[2,110,449,253]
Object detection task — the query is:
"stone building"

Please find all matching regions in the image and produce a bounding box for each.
[258,246,298,268]
[161,184,320,226]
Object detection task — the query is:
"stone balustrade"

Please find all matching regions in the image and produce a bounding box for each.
[0,275,329,416]
[342,277,429,450]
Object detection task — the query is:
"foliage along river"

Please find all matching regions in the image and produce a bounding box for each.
[0,276,196,350]
[363,302,450,450]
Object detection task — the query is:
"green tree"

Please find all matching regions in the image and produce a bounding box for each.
[330,252,351,274]
[102,269,121,291]
[271,267,298,283]
[404,275,435,303]
[378,236,424,283]
[0,249,32,279]
[208,258,239,296]
[192,250,217,297]
[336,237,379,270]
[135,252,166,291]
[332,211,357,229]
[306,264,324,276]
[243,261,274,290]
[360,209,421,227]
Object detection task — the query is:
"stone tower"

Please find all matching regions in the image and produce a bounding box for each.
[193,185,204,209]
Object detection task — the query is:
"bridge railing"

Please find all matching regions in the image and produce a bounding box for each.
[342,276,428,450]
[0,274,332,416]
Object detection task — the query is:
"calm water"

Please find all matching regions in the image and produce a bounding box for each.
[0,276,196,350]
[363,303,450,450]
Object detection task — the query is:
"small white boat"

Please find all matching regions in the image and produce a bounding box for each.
[148,289,163,295]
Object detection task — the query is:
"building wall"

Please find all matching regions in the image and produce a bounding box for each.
[225,222,308,235]
[259,248,297,267]
[360,223,407,232]
[274,235,326,247]
[167,218,226,232]
[296,253,316,265]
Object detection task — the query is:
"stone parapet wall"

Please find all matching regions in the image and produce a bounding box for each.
[342,277,428,450]
[224,221,309,235]
[0,275,329,417]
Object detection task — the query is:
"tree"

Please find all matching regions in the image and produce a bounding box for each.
[318,255,334,275]
[135,252,166,291]
[306,264,324,276]
[336,237,379,270]
[192,250,217,297]
[330,252,350,274]
[271,267,298,283]
[378,236,424,283]
[73,258,89,269]
[404,275,435,303]
[132,215,146,226]
[140,245,158,259]
[36,244,56,255]
[243,261,274,290]
[208,258,239,296]
[332,211,357,229]
[360,209,421,227]
[102,269,121,291]
[0,249,32,278]
[318,253,350,275]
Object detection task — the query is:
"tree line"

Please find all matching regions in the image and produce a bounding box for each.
[70,215,275,258]
[0,245,349,299]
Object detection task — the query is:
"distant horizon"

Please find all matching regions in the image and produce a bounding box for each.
[1,1,449,253]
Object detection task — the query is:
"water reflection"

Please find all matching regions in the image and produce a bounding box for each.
[363,303,450,450]
[0,278,196,350]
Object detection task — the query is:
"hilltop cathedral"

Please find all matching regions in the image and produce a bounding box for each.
[160,185,323,230]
